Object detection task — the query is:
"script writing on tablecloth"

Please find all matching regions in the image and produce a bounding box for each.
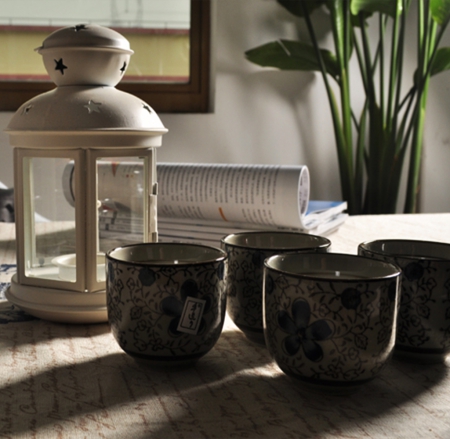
[0,264,37,323]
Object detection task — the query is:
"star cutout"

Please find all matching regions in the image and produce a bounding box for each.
[54,58,67,75]
[142,104,152,114]
[120,62,127,75]
[22,105,33,115]
[73,24,87,32]
[84,100,102,113]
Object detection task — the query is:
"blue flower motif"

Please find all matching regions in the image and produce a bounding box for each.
[341,288,361,310]
[278,299,334,361]
[403,261,424,281]
[251,251,266,267]
[138,267,156,286]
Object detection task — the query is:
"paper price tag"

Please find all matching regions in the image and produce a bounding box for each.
[177,297,206,335]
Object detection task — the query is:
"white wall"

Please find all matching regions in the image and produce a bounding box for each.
[159,0,343,203]
[1,0,449,213]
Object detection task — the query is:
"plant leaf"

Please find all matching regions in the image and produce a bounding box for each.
[277,0,327,17]
[413,47,450,85]
[245,40,339,79]
[430,47,450,76]
[430,0,450,25]
[350,0,401,18]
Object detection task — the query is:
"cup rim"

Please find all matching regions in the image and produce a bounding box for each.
[221,231,331,251]
[106,242,227,266]
[264,252,401,281]
[358,239,450,261]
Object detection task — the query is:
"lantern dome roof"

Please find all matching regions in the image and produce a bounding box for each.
[36,24,134,87]
[37,24,133,53]
[6,24,167,148]
[7,85,167,129]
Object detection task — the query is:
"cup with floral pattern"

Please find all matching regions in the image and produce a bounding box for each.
[358,239,450,363]
[263,252,401,390]
[221,231,330,345]
[106,243,227,365]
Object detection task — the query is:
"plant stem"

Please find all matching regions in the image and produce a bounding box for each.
[358,12,382,213]
[386,4,401,135]
[383,1,407,212]
[300,1,356,212]
[352,28,369,94]
[355,101,368,213]
[404,0,436,212]
[379,14,386,127]
[331,0,353,185]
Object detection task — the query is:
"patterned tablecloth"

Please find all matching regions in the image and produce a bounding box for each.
[0,215,450,439]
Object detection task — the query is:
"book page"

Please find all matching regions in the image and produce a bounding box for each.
[157,163,310,228]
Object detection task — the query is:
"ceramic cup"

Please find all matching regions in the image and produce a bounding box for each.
[263,252,401,390]
[221,231,331,344]
[358,239,450,363]
[106,243,227,365]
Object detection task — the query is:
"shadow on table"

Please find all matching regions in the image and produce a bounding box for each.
[0,320,112,347]
[0,324,448,438]
[145,357,449,439]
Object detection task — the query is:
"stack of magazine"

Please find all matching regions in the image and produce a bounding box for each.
[155,163,347,246]
[78,162,348,247]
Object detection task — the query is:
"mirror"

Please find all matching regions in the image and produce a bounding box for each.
[0,0,211,113]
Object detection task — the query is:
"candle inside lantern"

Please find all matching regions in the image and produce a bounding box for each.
[52,253,106,282]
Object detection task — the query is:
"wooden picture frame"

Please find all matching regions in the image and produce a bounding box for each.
[0,0,212,113]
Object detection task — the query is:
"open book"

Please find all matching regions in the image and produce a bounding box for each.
[156,163,347,245]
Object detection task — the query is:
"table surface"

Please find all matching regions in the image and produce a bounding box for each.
[0,214,450,439]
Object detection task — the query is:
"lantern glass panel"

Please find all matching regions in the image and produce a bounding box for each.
[24,156,77,281]
[97,157,146,263]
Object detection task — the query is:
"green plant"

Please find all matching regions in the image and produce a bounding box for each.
[245,0,450,214]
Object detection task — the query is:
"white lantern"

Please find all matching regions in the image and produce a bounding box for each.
[5,24,167,323]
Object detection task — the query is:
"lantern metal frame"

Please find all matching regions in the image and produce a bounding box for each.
[4,24,167,324]
[8,140,161,324]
